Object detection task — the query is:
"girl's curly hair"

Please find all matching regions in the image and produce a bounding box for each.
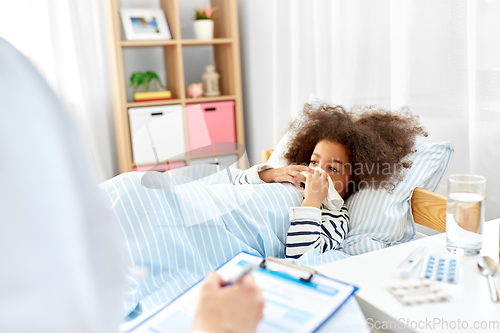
[283,104,428,194]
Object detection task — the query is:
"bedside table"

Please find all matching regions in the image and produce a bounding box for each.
[315,219,500,333]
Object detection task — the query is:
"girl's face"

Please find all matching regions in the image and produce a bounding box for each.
[309,139,352,198]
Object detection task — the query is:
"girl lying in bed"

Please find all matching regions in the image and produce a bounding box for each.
[233,103,427,258]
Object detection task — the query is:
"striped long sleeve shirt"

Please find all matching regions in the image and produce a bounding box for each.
[233,164,349,259]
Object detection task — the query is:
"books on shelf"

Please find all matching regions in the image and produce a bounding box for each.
[134,90,172,102]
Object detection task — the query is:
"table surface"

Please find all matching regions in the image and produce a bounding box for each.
[316,219,500,333]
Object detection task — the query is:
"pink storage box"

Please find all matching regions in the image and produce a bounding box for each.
[133,161,186,172]
[186,101,236,156]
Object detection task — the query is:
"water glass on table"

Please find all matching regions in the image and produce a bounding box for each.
[446,174,486,256]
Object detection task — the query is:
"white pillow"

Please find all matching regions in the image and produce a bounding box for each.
[340,141,453,255]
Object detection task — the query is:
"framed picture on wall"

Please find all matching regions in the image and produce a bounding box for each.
[120,8,171,41]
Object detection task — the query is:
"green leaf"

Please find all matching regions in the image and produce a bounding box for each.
[129,71,164,93]
[194,8,208,20]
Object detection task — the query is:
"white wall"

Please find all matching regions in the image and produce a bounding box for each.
[236,0,500,222]
[237,0,275,165]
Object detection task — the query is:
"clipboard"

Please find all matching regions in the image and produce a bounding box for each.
[127,252,358,333]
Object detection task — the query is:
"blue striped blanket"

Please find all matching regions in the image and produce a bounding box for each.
[101,165,350,319]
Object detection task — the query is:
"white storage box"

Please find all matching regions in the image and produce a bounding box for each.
[189,154,238,169]
[128,105,186,165]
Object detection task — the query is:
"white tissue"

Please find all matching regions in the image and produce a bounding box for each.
[298,167,344,211]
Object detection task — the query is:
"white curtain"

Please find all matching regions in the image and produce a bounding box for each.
[239,0,500,220]
[0,0,117,181]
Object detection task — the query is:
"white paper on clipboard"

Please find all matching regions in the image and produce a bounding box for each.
[128,252,359,333]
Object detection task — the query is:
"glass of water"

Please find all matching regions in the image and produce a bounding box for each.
[446,174,486,255]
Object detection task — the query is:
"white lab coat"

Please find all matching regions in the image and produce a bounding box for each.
[0,38,124,332]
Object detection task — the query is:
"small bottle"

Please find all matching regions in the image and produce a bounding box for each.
[202,65,220,97]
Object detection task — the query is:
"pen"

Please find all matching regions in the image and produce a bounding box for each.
[224,264,255,287]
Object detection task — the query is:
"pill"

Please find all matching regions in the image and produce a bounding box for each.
[422,279,432,286]
[395,290,405,297]
[437,291,448,301]
[426,294,438,302]
[401,281,411,289]
[415,295,425,303]
[430,285,440,292]
[410,280,421,288]
[403,296,415,305]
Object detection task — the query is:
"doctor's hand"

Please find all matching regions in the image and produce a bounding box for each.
[259,165,312,188]
[194,272,265,333]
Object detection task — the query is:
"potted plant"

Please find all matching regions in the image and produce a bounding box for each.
[129,71,172,102]
[193,6,217,40]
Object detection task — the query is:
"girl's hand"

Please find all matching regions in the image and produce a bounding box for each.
[302,169,329,208]
[258,165,312,188]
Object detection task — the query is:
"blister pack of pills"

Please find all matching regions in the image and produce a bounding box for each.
[388,279,450,306]
[420,255,459,283]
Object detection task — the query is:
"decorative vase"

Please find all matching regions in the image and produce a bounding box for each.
[193,19,214,40]
[202,65,220,97]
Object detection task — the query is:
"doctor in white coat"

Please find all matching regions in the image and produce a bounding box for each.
[0,36,125,332]
[0,37,264,333]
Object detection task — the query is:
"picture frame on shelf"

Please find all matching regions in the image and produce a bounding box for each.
[120,8,171,41]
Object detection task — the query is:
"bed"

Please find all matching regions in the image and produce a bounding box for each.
[101,139,452,321]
